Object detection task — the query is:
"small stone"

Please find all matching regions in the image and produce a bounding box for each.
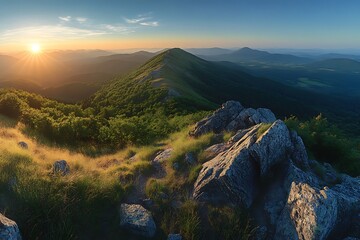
[168,233,182,240]
[0,213,22,240]
[120,203,156,238]
[172,162,180,171]
[184,152,196,165]
[153,148,173,164]
[53,160,70,175]
[17,141,28,149]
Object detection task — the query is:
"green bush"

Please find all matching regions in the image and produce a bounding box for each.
[285,115,360,176]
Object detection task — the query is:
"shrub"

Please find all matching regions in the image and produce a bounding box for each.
[285,115,360,176]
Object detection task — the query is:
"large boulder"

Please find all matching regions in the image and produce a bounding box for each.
[119,204,156,238]
[191,102,360,239]
[226,108,276,132]
[275,182,338,240]
[274,175,360,240]
[250,120,292,176]
[193,124,260,207]
[193,120,294,208]
[0,214,22,240]
[190,101,244,137]
[190,101,276,137]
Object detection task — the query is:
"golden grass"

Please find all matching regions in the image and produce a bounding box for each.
[0,125,158,184]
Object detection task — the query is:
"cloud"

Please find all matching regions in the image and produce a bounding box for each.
[124,17,149,24]
[124,14,159,27]
[59,16,72,22]
[140,21,159,27]
[76,17,87,23]
[101,24,135,34]
[0,25,107,42]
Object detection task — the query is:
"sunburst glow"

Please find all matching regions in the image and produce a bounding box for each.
[30,43,41,54]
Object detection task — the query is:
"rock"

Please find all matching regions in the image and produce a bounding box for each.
[53,160,70,175]
[226,108,276,132]
[322,162,339,184]
[284,160,319,191]
[275,182,338,240]
[153,148,173,164]
[331,175,360,237]
[254,225,267,240]
[228,127,253,143]
[184,152,196,165]
[193,120,299,208]
[250,120,292,176]
[202,143,231,161]
[189,101,244,137]
[0,213,22,240]
[189,101,276,137]
[119,203,156,238]
[191,102,360,239]
[17,141,28,149]
[168,233,182,240]
[172,162,180,171]
[289,131,310,170]
[193,124,261,207]
[342,238,360,240]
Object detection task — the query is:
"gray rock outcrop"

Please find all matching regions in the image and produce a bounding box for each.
[189,101,275,137]
[193,120,295,208]
[0,214,22,240]
[275,182,338,240]
[153,148,173,164]
[119,203,156,238]
[190,101,360,239]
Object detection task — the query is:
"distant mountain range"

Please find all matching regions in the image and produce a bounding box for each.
[0,50,156,102]
[201,47,312,65]
[307,58,360,73]
[90,48,360,123]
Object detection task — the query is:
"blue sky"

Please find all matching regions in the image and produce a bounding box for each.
[0,0,360,51]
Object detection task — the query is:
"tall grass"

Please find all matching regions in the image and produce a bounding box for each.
[0,126,160,239]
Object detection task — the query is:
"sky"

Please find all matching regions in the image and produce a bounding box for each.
[1,0,360,53]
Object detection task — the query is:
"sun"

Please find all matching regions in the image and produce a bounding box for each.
[30,43,41,54]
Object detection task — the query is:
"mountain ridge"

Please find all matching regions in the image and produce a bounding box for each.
[202,47,312,65]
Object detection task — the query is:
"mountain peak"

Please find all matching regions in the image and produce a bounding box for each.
[156,48,206,66]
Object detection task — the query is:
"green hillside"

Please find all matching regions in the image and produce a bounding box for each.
[90,48,359,125]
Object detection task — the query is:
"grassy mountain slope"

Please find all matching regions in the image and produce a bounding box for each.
[91,48,352,120]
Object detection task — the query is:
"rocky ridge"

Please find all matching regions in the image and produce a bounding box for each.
[191,101,360,240]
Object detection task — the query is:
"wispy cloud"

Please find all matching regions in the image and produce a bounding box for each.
[59,16,72,22]
[0,25,115,41]
[0,13,156,43]
[76,17,87,23]
[124,14,159,27]
[140,21,159,27]
[101,24,135,34]
[124,17,149,24]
